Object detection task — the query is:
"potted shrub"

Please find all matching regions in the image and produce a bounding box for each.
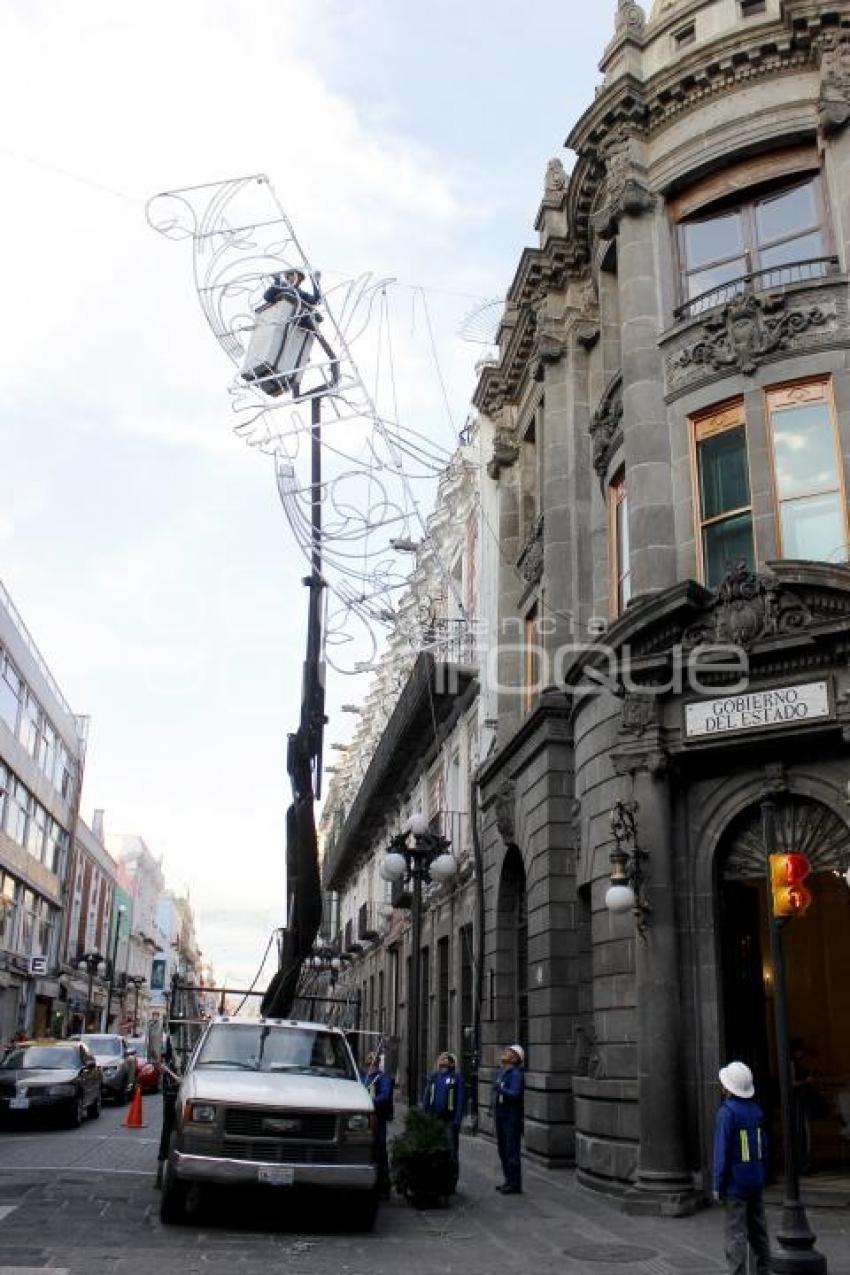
[390,1108,455,1207]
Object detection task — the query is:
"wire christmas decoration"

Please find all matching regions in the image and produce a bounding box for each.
[145,173,466,674]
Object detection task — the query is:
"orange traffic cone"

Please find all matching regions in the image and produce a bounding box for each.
[124,1084,145,1129]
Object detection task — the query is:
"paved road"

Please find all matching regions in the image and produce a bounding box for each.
[1,1096,848,1275]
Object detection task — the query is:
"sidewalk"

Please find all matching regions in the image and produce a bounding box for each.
[417,1124,850,1275]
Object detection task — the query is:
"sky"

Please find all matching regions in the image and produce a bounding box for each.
[0,0,613,989]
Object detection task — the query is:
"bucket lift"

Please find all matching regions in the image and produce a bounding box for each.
[241,291,315,397]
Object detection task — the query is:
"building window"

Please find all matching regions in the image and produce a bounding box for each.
[678,171,827,310]
[692,402,756,588]
[437,936,450,1053]
[740,0,766,14]
[766,381,847,561]
[0,652,22,733]
[0,873,17,950]
[523,604,539,714]
[609,470,632,616]
[674,23,696,48]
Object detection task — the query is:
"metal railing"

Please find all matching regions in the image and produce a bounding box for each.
[419,617,479,667]
[674,256,840,322]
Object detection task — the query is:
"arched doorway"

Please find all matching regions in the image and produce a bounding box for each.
[719,797,850,1174]
[496,847,528,1058]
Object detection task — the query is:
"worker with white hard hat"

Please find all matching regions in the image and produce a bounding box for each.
[713,1061,771,1275]
[492,1044,525,1194]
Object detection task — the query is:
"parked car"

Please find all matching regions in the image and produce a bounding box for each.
[0,1039,102,1127]
[160,1016,379,1229]
[125,1036,162,1094]
[72,1034,136,1104]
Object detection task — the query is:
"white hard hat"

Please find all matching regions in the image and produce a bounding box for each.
[719,1061,755,1099]
[507,1044,525,1065]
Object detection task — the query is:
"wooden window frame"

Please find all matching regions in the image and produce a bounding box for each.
[764,377,848,560]
[676,171,829,307]
[690,400,755,586]
[609,469,631,618]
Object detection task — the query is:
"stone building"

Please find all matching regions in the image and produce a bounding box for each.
[472,0,850,1210]
[318,433,497,1091]
[59,810,118,1034]
[0,578,86,1041]
[108,832,166,1031]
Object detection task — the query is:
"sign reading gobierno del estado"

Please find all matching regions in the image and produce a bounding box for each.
[685,680,831,740]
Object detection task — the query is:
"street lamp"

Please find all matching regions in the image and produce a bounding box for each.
[380,813,457,1102]
[77,952,106,1029]
[604,799,651,937]
[125,975,146,1034]
[103,904,127,1032]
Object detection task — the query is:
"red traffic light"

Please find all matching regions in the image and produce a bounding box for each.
[769,853,813,917]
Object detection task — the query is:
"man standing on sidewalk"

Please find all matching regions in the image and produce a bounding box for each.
[493,1044,525,1195]
[422,1052,466,1192]
[364,1051,395,1200]
[713,1061,771,1275]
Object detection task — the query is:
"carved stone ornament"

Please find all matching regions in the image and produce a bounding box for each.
[683,561,812,650]
[494,778,517,847]
[517,514,544,587]
[620,691,659,737]
[615,0,645,35]
[677,292,833,378]
[590,376,624,478]
[487,428,520,481]
[591,137,655,242]
[544,158,567,197]
[818,29,850,137]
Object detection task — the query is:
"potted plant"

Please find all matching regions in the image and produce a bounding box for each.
[390,1108,455,1207]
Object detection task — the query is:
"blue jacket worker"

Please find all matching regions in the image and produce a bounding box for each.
[492,1044,525,1194]
[713,1061,771,1275]
[364,1052,394,1199]
[422,1052,466,1190]
[263,268,323,329]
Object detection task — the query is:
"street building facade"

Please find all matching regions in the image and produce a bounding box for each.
[317,0,850,1212]
[59,810,118,1035]
[108,833,166,1033]
[0,578,86,1042]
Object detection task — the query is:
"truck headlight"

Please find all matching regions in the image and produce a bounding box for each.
[187,1102,217,1123]
[343,1112,373,1141]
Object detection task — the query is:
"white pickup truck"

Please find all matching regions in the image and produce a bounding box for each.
[160,1016,379,1230]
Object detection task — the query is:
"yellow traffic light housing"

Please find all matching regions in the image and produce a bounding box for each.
[769,853,813,918]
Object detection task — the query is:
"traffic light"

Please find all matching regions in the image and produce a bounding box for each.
[769,853,813,918]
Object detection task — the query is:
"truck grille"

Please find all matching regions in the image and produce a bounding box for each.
[182,1134,370,1165]
[223,1108,338,1141]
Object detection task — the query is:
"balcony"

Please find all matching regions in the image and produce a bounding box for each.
[419,617,478,669]
[673,256,840,322]
[343,918,363,955]
[357,902,381,943]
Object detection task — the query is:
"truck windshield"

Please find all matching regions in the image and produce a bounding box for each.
[195,1025,355,1079]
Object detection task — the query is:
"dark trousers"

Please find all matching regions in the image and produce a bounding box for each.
[496,1112,522,1190]
[158,1091,178,1163]
[375,1118,390,1195]
[725,1195,770,1275]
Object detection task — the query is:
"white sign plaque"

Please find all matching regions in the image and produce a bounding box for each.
[685,681,831,740]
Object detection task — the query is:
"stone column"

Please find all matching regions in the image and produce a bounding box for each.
[594,137,676,599]
[613,703,697,1215]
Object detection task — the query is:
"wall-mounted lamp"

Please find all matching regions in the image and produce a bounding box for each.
[604,798,651,937]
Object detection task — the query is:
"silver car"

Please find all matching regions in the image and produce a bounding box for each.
[160,1017,379,1229]
[75,1034,136,1104]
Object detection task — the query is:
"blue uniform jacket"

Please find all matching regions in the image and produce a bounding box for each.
[364,1068,394,1121]
[713,1096,768,1198]
[492,1065,524,1123]
[422,1070,466,1127]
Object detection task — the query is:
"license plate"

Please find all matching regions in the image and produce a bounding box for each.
[258,1165,294,1186]
[9,1097,29,1110]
